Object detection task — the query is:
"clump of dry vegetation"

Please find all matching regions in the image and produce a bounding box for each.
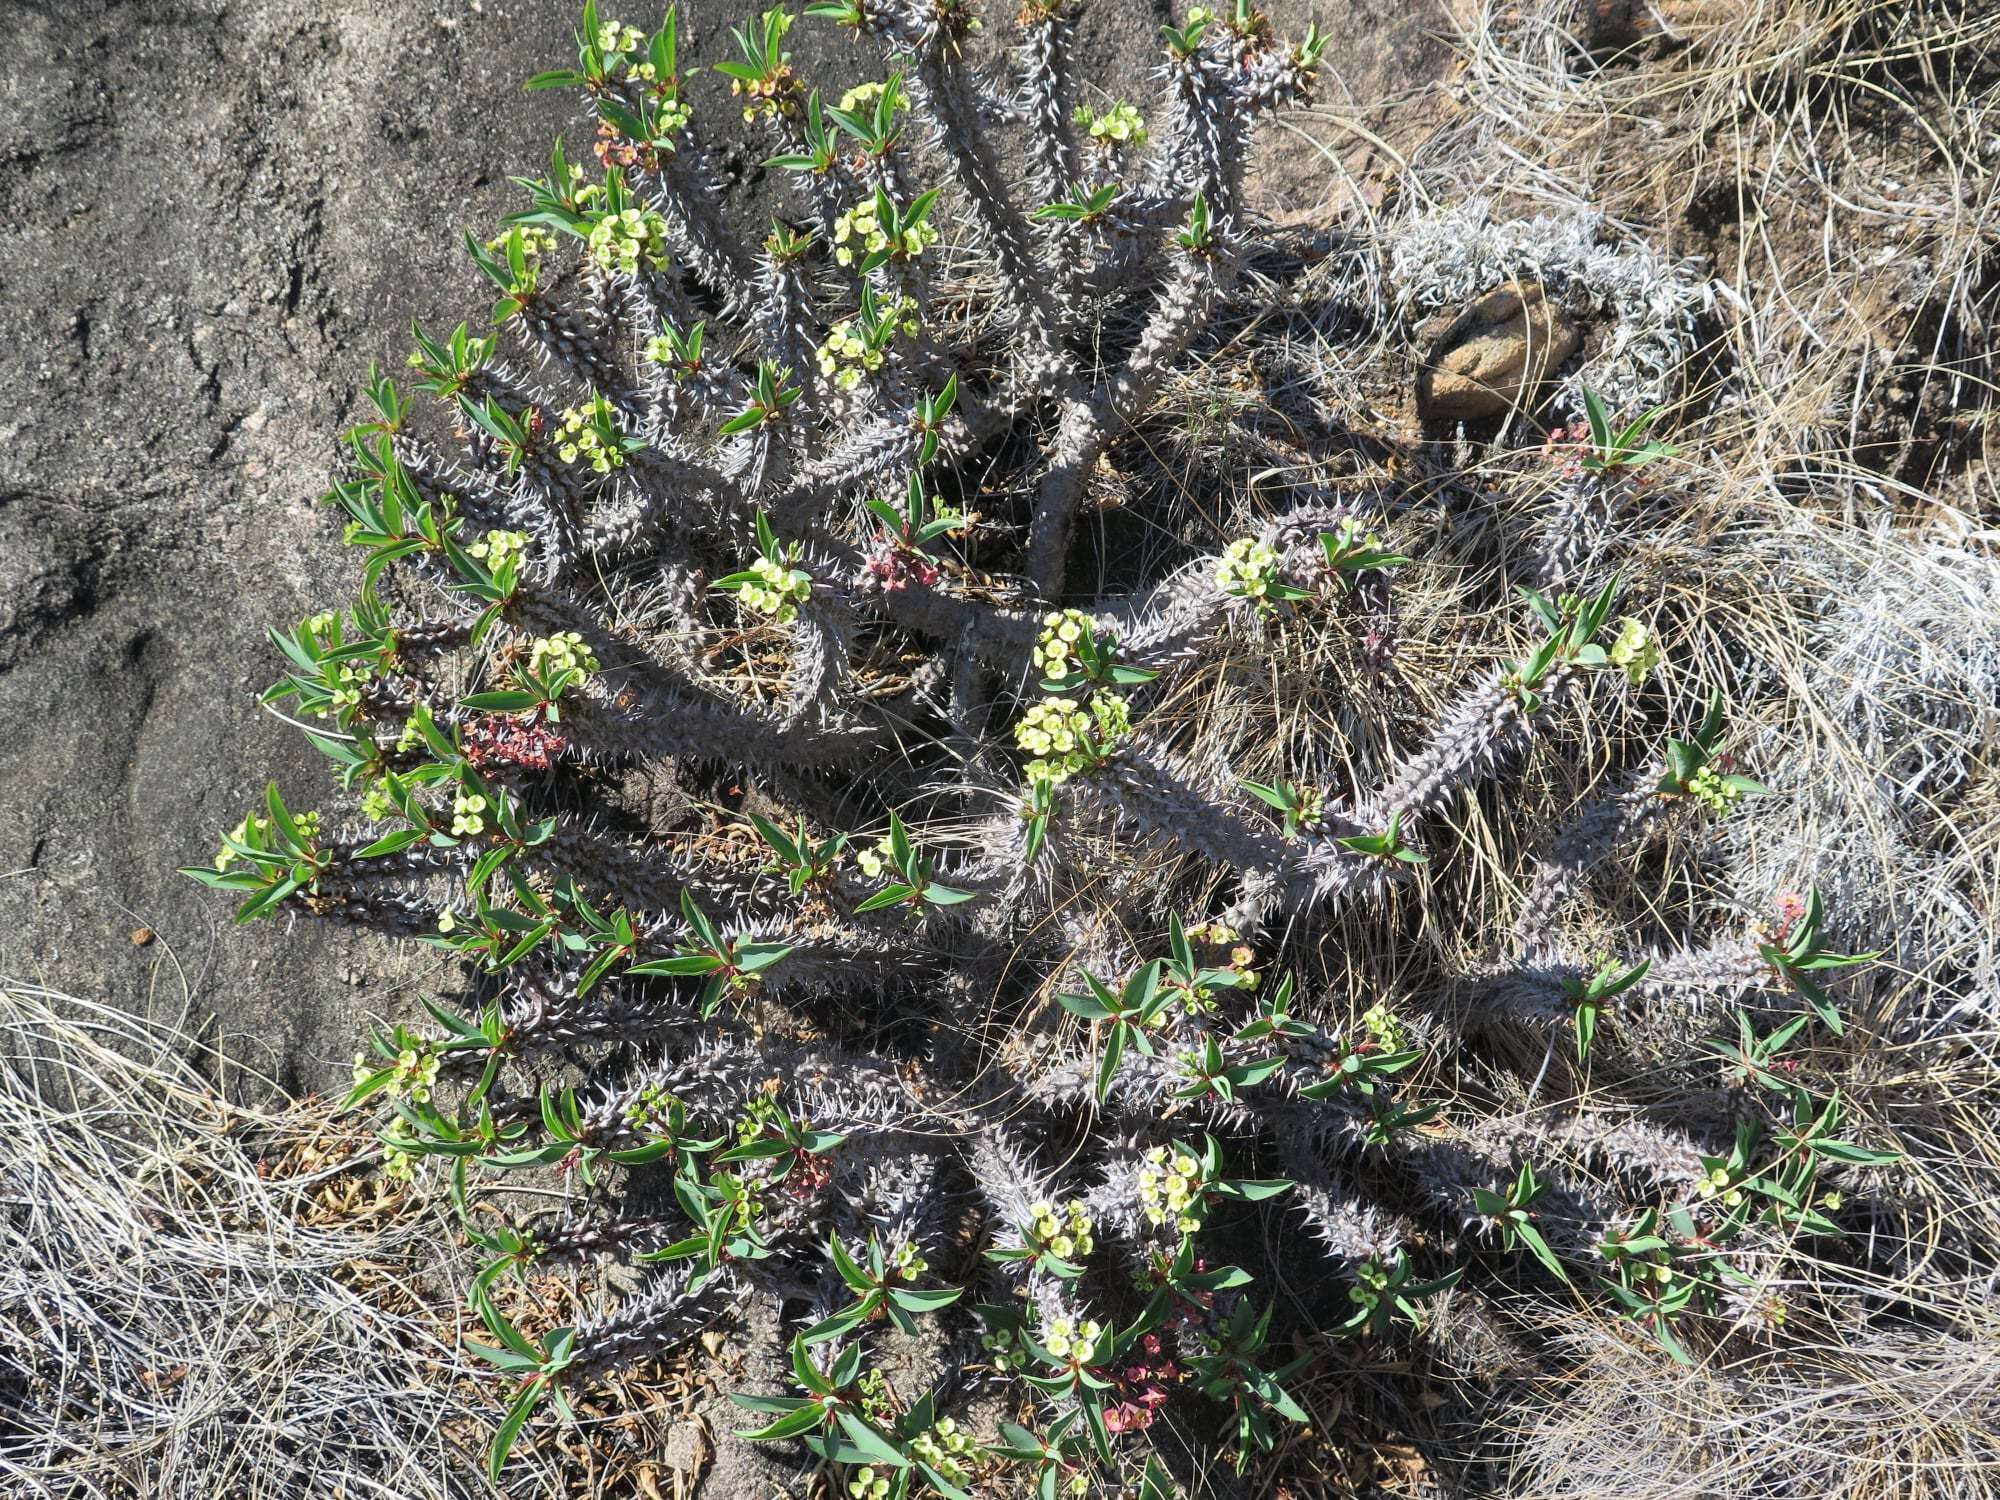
[0,984,717,1498]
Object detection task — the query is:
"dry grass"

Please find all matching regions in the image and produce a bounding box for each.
[0,984,710,1500]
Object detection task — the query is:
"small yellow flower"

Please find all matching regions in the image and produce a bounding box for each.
[1608,616,1662,686]
[1216,536,1282,605]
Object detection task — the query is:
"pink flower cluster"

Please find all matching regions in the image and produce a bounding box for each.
[1104,1333,1180,1434]
[464,714,568,772]
[1774,890,1808,943]
[1540,423,1592,478]
[861,544,942,594]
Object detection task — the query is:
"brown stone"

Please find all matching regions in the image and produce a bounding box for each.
[1418,281,1583,422]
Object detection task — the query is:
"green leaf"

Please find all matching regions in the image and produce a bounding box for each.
[1058,989,1114,1021]
[855,883,917,912]
[235,874,305,923]
[1240,778,1295,812]
[828,1232,868,1285]
[887,1286,963,1313]
[835,1410,909,1467]
[1214,1178,1293,1202]
[488,1379,547,1482]
[802,1301,874,1345]
[738,1403,828,1442]
[736,942,793,974]
[462,690,542,712]
[264,782,303,849]
[626,954,724,977]
[353,827,424,859]
[1513,1221,1568,1283]
[179,865,265,892]
[1807,1140,1899,1165]
[1096,1022,1127,1105]
[465,1339,541,1374]
[1227,1056,1287,1089]
[1580,386,1612,453]
[729,1392,814,1417]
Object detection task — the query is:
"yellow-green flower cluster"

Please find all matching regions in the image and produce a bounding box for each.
[889,1241,928,1281]
[1215,536,1281,603]
[1041,1314,1104,1365]
[1028,1198,1095,1260]
[595,20,646,55]
[587,205,670,276]
[527,630,598,687]
[1290,785,1326,830]
[1015,697,1088,777]
[1360,1001,1406,1051]
[739,555,812,624]
[485,225,559,267]
[1014,693,1129,784]
[854,1365,894,1422]
[838,80,891,113]
[815,299,917,390]
[467,529,530,571]
[1695,1162,1744,1208]
[322,657,376,719]
[908,1418,975,1485]
[832,200,937,267]
[351,1041,441,1106]
[623,1083,679,1132]
[1184,924,1248,992]
[816,322,884,388]
[1601,1225,1679,1284]
[451,788,489,837]
[1032,609,1091,684]
[1608,616,1661,686]
[381,1118,422,1183]
[214,814,268,870]
[982,1321,1029,1373]
[854,834,897,880]
[587,22,680,84]
[1689,765,1742,816]
[1138,1144,1205,1234]
[1077,101,1147,148]
[847,1469,892,1500]
[556,404,629,473]
[1181,920,1258,1000]
[360,780,395,823]
[643,332,702,374]
[214,810,319,871]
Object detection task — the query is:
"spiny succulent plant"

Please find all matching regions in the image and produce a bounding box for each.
[184,2,1916,1491]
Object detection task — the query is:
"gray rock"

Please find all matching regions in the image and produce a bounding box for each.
[0,0,573,1093]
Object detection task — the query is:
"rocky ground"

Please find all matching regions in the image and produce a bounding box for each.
[0,0,1448,1093]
